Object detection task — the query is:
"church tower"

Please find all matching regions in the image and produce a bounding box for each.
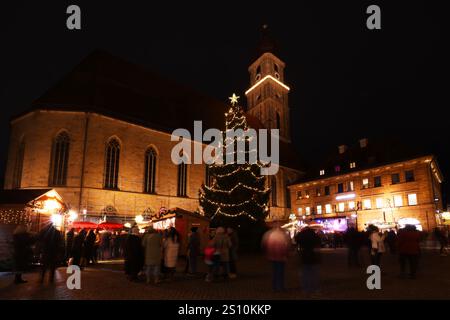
[245,25,291,142]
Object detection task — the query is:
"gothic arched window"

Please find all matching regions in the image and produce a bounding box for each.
[12,139,25,189]
[144,147,157,193]
[104,138,120,189]
[49,131,70,186]
[271,176,277,207]
[177,153,188,197]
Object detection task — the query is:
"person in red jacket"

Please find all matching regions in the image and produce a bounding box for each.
[397,224,422,279]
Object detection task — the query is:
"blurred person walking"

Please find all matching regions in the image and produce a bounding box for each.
[163,227,180,281]
[142,226,162,284]
[398,224,422,279]
[38,223,63,284]
[228,227,239,279]
[186,227,201,274]
[296,227,321,295]
[211,227,231,280]
[124,227,144,282]
[262,227,291,292]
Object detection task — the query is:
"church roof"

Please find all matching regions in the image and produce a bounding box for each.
[15,50,302,171]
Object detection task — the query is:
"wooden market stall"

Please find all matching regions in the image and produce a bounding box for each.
[152,207,210,256]
[0,189,68,269]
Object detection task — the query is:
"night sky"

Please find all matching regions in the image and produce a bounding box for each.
[0,1,448,205]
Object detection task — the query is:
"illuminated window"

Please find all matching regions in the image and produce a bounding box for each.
[296,191,302,199]
[316,188,321,197]
[298,207,302,215]
[350,162,356,169]
[305,190,310,199]
[347,181,354,191]
[144,147,157,193]
[408,194,417,206]
[317,205,322,214]
[363,199,372,210]
[376,198,384,209]
[338,202,345,212]
[305,207,311,215]
[325,204,332,214]
[362,178,369,189]
[348,201,355,210]
[320,169,325,176]
[394,195,403,207]
[49,131,70,187]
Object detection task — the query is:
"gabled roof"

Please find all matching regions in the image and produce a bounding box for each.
[13,50,303,171]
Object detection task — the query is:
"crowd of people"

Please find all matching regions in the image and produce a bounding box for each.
[262,223,437,295]
[11,220,449,295]
[122,225,239,284]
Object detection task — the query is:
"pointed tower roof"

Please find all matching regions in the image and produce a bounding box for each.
[255,24,279,57]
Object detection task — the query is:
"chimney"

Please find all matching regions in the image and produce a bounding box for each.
[359,138,368,148]
[338,145,347,154]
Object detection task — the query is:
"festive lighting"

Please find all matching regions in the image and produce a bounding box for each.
[51,214,63,228]
[335,193,356,201]
[68,210,78,222]
[124,222,132,228]
[245,75,290,95]
[43,199,61,212]
[135,215,144,224]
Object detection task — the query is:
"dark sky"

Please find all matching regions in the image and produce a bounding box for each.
[0,1,448,204]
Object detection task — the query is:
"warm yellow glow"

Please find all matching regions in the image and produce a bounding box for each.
[442,212,450,220]
[43,199,61,212]
[394,195,403,207]
[124,222,132,228]
[325,204,332,214]
[376,198,384,209]
[229,93,240,106]
[363,199,371,209]
[338,202,345,212]
[68,210,78,221]
[408,194,418,206]
[245,75,290,95]
[135,215,144,224]
[46,190,59,199]
[51,214,63,227]
[317,205,322,214]
[348,201,355,210]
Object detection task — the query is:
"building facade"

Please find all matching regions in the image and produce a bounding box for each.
[288,141,444,232]
[4,33,302,223]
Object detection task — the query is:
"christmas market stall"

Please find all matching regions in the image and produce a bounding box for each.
[0,189,68,270]
[152,207,210,256]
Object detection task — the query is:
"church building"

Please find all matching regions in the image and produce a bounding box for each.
[3,30,303,224]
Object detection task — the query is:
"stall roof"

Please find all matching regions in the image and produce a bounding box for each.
[152,207,210,222]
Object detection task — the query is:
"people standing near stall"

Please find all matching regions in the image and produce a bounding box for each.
[12,225,35,284]
[93,228,100,263]
[84,229,96,265]
[142,226,162,284]
[124,226,144,282]
[65,228,75,264]
[187,227,200,275]
[71,228,86,268]
[163,227,180,281]
[38,223,63,284]
[227,227,239,279]
[369,226,385,267]
[386,229,398,254]
[211,227,232,280]
[344,227,361,268]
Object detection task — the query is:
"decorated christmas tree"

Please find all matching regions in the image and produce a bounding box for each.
[199,94,270,229]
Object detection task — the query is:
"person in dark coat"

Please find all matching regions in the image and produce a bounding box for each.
[124,227,144,281]
[296,227,321,295]
[12,225,35,284]
[71,228,86,267]
[84,229,96,265]
[38,224,63,283]
[65,228,75,263]
[344,227,361,267]
[186,227,201,274]
[386,229,398,254]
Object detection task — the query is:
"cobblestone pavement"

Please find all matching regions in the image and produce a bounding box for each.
[1,248,449,300]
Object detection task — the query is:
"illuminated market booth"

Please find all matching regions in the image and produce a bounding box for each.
[0,189,68,269]
[151,207,210,255]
